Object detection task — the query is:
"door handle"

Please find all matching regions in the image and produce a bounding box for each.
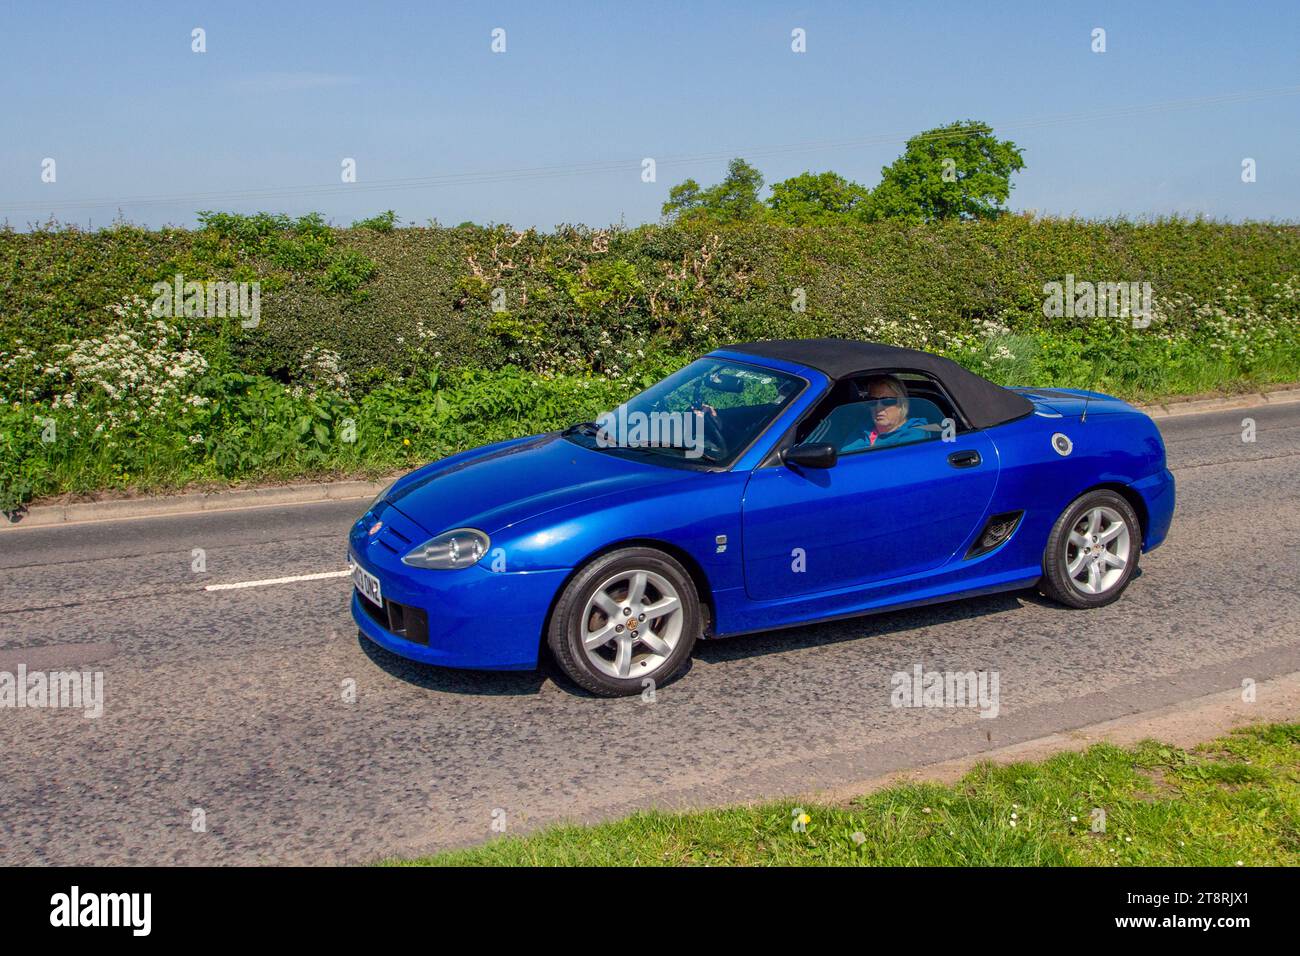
[947,449,981,468]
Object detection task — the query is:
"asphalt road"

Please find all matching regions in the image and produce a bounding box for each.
[2,402,1298,865]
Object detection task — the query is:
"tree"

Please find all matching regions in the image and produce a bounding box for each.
[660,121,1024,227]
[767,170,871,224]
[866,120,1025,223]
[661,158,766,224]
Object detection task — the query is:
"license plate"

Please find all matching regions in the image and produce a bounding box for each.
[350,558,383,608]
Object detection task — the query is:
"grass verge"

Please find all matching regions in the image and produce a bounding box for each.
[390,723,1300,866]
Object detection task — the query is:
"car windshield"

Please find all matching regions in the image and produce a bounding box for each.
[563,358,804,469]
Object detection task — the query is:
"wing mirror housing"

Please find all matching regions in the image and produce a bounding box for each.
[783,442,838,469]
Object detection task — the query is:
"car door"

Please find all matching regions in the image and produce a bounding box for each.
[740,430,999,601]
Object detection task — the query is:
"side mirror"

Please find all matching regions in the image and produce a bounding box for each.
[783,442,838,469]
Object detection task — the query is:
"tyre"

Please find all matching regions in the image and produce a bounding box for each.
[1039,489,1142,609]
[547,547,701,696]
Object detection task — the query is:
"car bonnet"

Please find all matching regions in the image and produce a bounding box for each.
[385,431,701,536]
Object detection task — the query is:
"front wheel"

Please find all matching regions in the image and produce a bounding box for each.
[1039,490,1141,609]
[547,547,700,696]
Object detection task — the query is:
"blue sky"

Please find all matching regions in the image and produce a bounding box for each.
[2,0,1298,229]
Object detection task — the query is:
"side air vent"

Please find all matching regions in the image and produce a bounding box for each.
[966,511,1024,559]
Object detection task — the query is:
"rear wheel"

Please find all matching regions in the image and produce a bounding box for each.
[1039,490,1141,609]
[547,547,700,696]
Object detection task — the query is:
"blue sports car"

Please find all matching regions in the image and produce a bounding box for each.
[349,339,1175,696]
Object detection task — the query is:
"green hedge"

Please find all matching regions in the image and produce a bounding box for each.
[4,215,1298,392]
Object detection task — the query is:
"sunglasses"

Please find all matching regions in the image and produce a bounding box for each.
[864,396,901,407]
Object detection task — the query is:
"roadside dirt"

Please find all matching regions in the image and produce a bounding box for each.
[813,671,1300,806]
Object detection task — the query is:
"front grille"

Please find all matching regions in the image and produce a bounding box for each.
[357,591,429,646]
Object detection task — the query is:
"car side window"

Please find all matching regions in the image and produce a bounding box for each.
[806,397,946,455]
[796,371,961,457]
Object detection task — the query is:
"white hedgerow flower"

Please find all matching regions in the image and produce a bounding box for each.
[46,296,209,431]
[297,347,350,398]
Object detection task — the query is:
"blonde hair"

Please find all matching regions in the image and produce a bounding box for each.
[863,375,909,417]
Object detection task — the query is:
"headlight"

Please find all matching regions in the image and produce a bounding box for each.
[402,528,491,569]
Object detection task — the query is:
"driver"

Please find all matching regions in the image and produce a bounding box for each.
[842,374,929,451]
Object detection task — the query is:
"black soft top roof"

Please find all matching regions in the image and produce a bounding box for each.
[719,338,1033,430]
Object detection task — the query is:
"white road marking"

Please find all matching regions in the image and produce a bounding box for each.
[204,569,351,592]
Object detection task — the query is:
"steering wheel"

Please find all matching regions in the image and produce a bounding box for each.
[701,406,728,460]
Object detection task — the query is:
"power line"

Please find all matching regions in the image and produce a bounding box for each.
[3,84,1298,215]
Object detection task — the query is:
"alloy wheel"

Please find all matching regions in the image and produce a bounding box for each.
[1063,505,1130,595]
[580,569,684,679]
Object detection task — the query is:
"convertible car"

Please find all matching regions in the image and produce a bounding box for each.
[349,339,1175,696]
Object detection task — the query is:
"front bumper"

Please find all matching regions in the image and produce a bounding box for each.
[349,504,569,671]
[1134,467,1176,552]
